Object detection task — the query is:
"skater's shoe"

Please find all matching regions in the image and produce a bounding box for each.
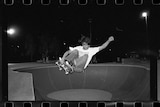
[65,61,73,71]
[55,61,62,70]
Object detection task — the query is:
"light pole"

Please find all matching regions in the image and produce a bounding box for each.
[142,12,148,26]
[141,11,149,49]
[7,26,21,50]
[7,27,18,49]
[88,18,92,44]
[88,18,97,63]
[141,11,157,100]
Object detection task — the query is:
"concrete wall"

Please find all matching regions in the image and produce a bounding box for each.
[8,68,35,101]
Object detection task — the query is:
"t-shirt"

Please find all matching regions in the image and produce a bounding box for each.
[69,46,100,69]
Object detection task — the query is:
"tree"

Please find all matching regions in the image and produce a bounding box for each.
[24,34,36,61]
[38,33,61,62]
[48,36,61,60]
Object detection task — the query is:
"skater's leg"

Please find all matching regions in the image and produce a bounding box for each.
[64,50,79,62]
[73,54,88,72]
[60,49,78,64]
[58,50,78,72]
[60,50,70,63]
[63,50,79,67]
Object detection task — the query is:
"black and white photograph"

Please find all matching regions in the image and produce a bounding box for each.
[2,0,160,102]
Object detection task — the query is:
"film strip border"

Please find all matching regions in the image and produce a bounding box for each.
[0,101,160,107]
[1,0,160,5]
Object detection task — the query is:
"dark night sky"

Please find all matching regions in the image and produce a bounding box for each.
[4,1,160,54]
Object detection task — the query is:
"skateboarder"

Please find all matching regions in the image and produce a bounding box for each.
[59,35,114,73]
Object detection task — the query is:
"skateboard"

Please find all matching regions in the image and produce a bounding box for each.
[55,57,74,75]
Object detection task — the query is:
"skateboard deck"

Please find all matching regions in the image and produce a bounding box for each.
[55,57,73,75]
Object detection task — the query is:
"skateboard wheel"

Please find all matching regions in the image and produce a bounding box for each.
[65,71,69,75]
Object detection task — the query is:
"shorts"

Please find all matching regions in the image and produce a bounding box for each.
[64,50,88,71]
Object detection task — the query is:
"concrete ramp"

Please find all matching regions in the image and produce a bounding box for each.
[8,68,35,101]
[15,64,150,101]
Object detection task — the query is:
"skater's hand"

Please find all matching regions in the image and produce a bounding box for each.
[59,57,64,64]
[60,58,65,64]
[108,36,114,42]
[99,36,114,51]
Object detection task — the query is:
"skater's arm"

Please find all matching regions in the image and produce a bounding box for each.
[99,36,114,51]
